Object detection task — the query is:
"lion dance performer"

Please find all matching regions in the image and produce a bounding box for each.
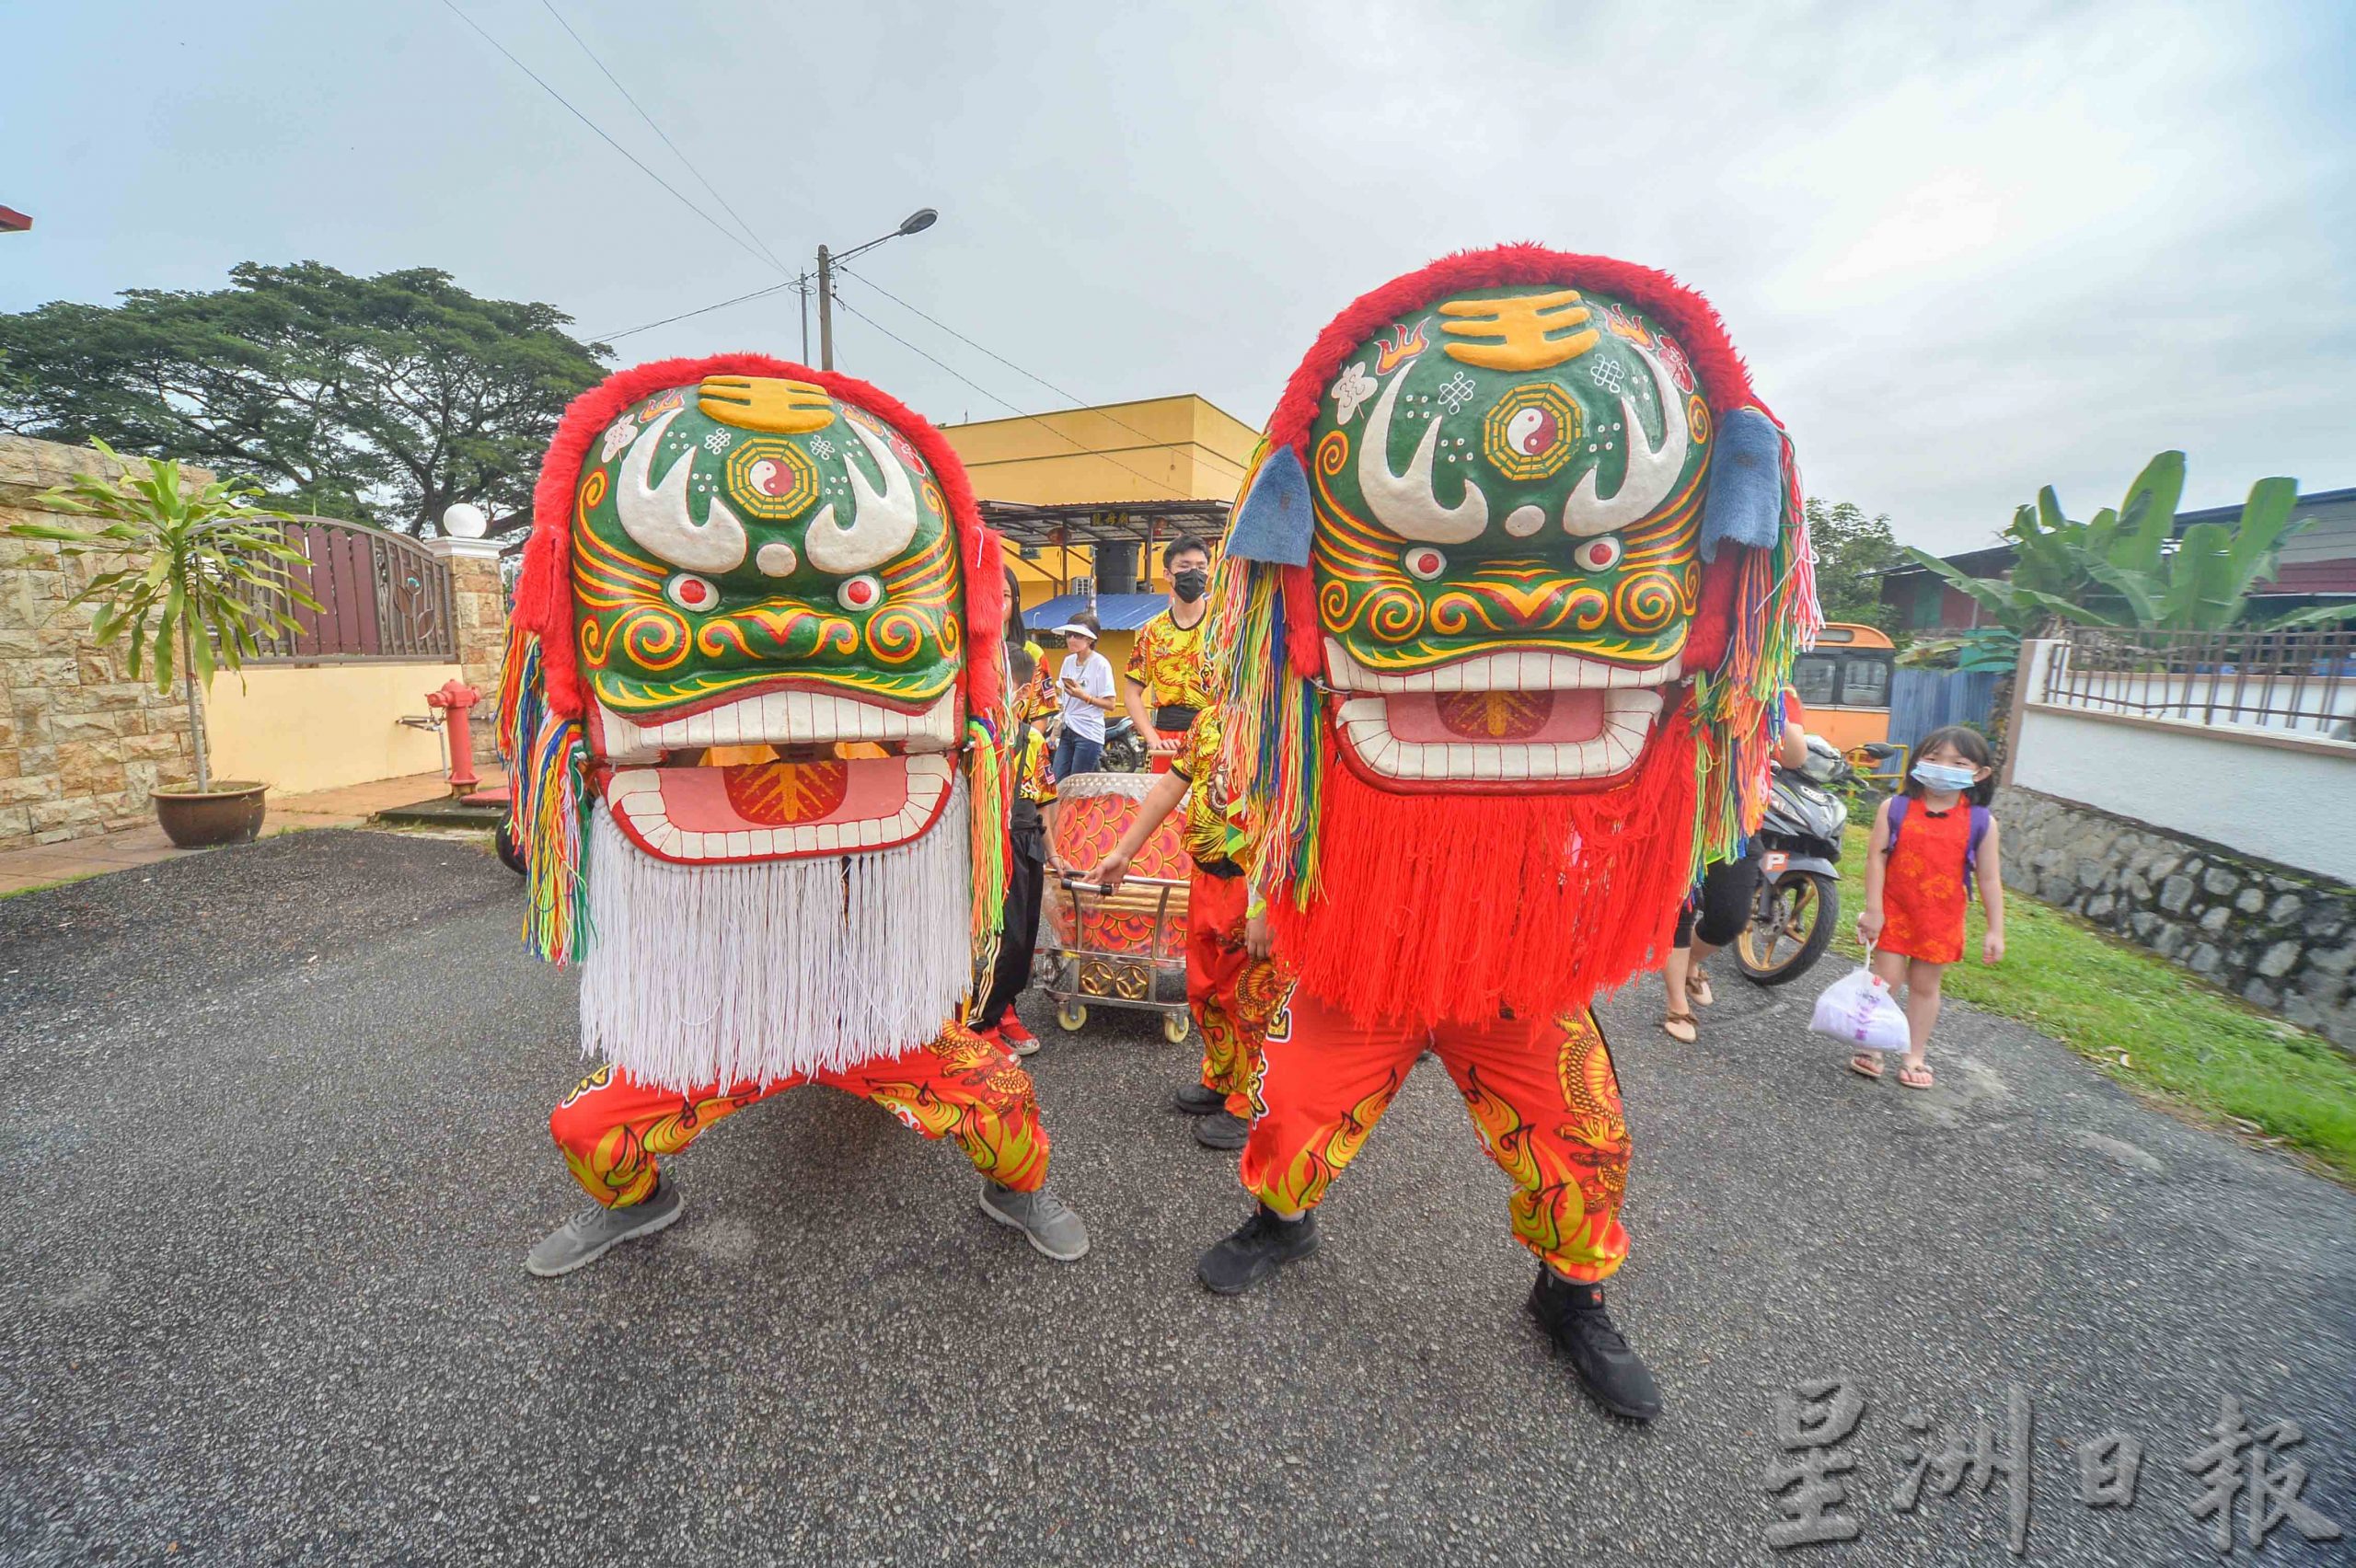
[499,355,1090,1276]
[1198,248,1817,1418]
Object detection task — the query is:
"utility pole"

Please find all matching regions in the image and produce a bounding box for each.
[797,273,811,364]
[811,209,936,375]
[816,246,835,372]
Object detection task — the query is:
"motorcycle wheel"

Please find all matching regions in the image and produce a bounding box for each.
[494,821,528,876]
[1734,872,1838,985]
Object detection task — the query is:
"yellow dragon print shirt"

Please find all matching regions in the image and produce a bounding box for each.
[1125,609,1214,715]
[1170,707,1251,873]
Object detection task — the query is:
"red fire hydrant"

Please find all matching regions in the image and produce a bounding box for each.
[427,678,483,794]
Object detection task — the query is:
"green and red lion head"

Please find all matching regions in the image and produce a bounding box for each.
[499,354,1007,961]
[1217,246,1817,1025]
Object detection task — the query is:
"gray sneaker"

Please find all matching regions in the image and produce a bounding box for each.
[525,1179,684,1277]
[977,1180,1091,1262]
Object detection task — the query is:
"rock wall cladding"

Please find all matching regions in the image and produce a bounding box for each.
[0,436,201,851]
[1998,785,2356,1050]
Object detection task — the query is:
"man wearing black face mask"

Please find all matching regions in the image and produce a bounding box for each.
[1121,535,1215,774]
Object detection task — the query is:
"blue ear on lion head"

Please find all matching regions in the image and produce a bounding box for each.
[1698,408,1784,563]
[1226,443,1314,568]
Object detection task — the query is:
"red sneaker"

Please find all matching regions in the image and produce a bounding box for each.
[999,1013,1041,1056]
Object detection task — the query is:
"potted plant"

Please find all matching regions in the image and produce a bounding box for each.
[6,442,317,847]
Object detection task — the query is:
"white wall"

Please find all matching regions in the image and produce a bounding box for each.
[2014,640,2356,881]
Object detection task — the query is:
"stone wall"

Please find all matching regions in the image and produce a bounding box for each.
[426,536,509,765]
[0,436,202,849]
[1999,785,2355,1049]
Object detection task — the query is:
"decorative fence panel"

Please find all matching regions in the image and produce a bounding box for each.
[248,517,456,663]
[2042,626,2356,740]
[1888,666,2001,755]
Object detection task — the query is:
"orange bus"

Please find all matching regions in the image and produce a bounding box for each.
[1792,623,1895,755]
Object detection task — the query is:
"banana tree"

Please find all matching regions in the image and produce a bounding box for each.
[6,442,317,794]
[1905,452,2354,634]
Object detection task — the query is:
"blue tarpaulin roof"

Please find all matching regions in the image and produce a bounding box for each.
[1022,593,1166,633]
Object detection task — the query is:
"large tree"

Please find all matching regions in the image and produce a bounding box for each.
[0,261,607,533]
[1804,497,1902,632]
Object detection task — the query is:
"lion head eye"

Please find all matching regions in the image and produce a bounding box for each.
[1574,536,1624,573]
[664,572,720,612]
[836,574,884,612]
[1402,546,1448,582]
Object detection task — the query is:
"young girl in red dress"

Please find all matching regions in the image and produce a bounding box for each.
[1853,726,2006,1090]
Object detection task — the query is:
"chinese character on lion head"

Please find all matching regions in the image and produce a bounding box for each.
[497,354,1011,1090]
[1216,245,1819,1027]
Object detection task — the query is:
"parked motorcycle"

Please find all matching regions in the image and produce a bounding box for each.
[1100,715,1149,774]
[1732,736,1854,985]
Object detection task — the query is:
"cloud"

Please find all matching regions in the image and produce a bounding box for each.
[3,0,2350,552]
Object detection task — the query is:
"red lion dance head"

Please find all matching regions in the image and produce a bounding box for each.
[1214,246,1819,1028]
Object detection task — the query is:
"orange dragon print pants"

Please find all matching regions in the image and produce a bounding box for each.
[549,1023,1049,1208]
[1239,991,1633,1283]
[1187,870,1288,1119]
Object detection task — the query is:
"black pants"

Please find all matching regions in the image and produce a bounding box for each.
[1675,855,1760,949]
[977,825,1045,1030]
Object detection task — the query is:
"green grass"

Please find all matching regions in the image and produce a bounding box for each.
[1825,859,2356,1185]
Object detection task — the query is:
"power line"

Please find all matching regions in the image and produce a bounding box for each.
[826,290,1195,502]
[537,0,796,278]
[437,0,786,280]
[593,279,802,342]
[837,263,1246,478]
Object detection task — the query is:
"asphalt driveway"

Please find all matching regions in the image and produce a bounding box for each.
[3,830,2350,1565]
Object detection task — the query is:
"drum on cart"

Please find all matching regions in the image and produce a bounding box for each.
[1042,770,1193,1043]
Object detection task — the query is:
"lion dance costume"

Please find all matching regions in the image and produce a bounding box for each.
[1200,248,1817,1417]
[500,355,1088,1274]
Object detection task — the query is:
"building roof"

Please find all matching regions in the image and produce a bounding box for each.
[0,206,30,234]
[981,498,1231,557]
[1022,592,1168,633]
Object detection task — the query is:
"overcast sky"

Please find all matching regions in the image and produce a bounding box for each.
[5,0,2350,554]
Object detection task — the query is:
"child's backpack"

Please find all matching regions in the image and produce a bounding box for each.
[1887,797,1992,897]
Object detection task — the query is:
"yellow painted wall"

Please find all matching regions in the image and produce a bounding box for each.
[942,395,1258,512]
[204,663,466,795]
[945,394,1259,681]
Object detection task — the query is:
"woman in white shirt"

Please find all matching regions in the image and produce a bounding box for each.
[1049,616,1118,779]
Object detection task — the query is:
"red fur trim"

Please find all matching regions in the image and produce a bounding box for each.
[1272,708,1698,1027]
[1259,246,1775,678]
[1281,564,1323,677]
[514,352,1002,721]
[1683,554,1742,673]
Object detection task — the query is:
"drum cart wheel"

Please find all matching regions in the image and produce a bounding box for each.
[1161,1012,1192,1044]
[1057,1000,1090,1032]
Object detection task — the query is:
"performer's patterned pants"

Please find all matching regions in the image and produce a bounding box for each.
[1240,991,1633,1283]
[1187,869,1288,1118]
[549,1024,1049,1208]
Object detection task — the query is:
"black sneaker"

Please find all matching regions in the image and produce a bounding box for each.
[1194,1110,1249,1150]
[1197,1205,1320,1295]
[1173,1083,1226,1115]
[1529,1269,1663,1422]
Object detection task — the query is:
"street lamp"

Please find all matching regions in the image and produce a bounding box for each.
[815,207,938,372]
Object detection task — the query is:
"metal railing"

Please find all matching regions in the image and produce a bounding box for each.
[2041,625,2356,740]
[244,516,456,663]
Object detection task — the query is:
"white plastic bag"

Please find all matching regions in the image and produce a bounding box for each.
[1809,962,1911,1052]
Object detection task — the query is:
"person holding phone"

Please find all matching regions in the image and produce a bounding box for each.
[1049,614,1117,779]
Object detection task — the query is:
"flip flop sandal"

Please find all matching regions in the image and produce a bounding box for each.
[1898,1064,1935,1090]
[1847,1053,1885,1080]
[1687,974,1715,1008]
[1661,1010,1699,1044]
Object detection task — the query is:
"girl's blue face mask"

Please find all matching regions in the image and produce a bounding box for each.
[1911,760,1980,794]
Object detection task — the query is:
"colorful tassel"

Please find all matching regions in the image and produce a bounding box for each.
[497,631,593,967]
[964,717,1011,951]
[1209,555,1327,907]
[1687,429,1821,882]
